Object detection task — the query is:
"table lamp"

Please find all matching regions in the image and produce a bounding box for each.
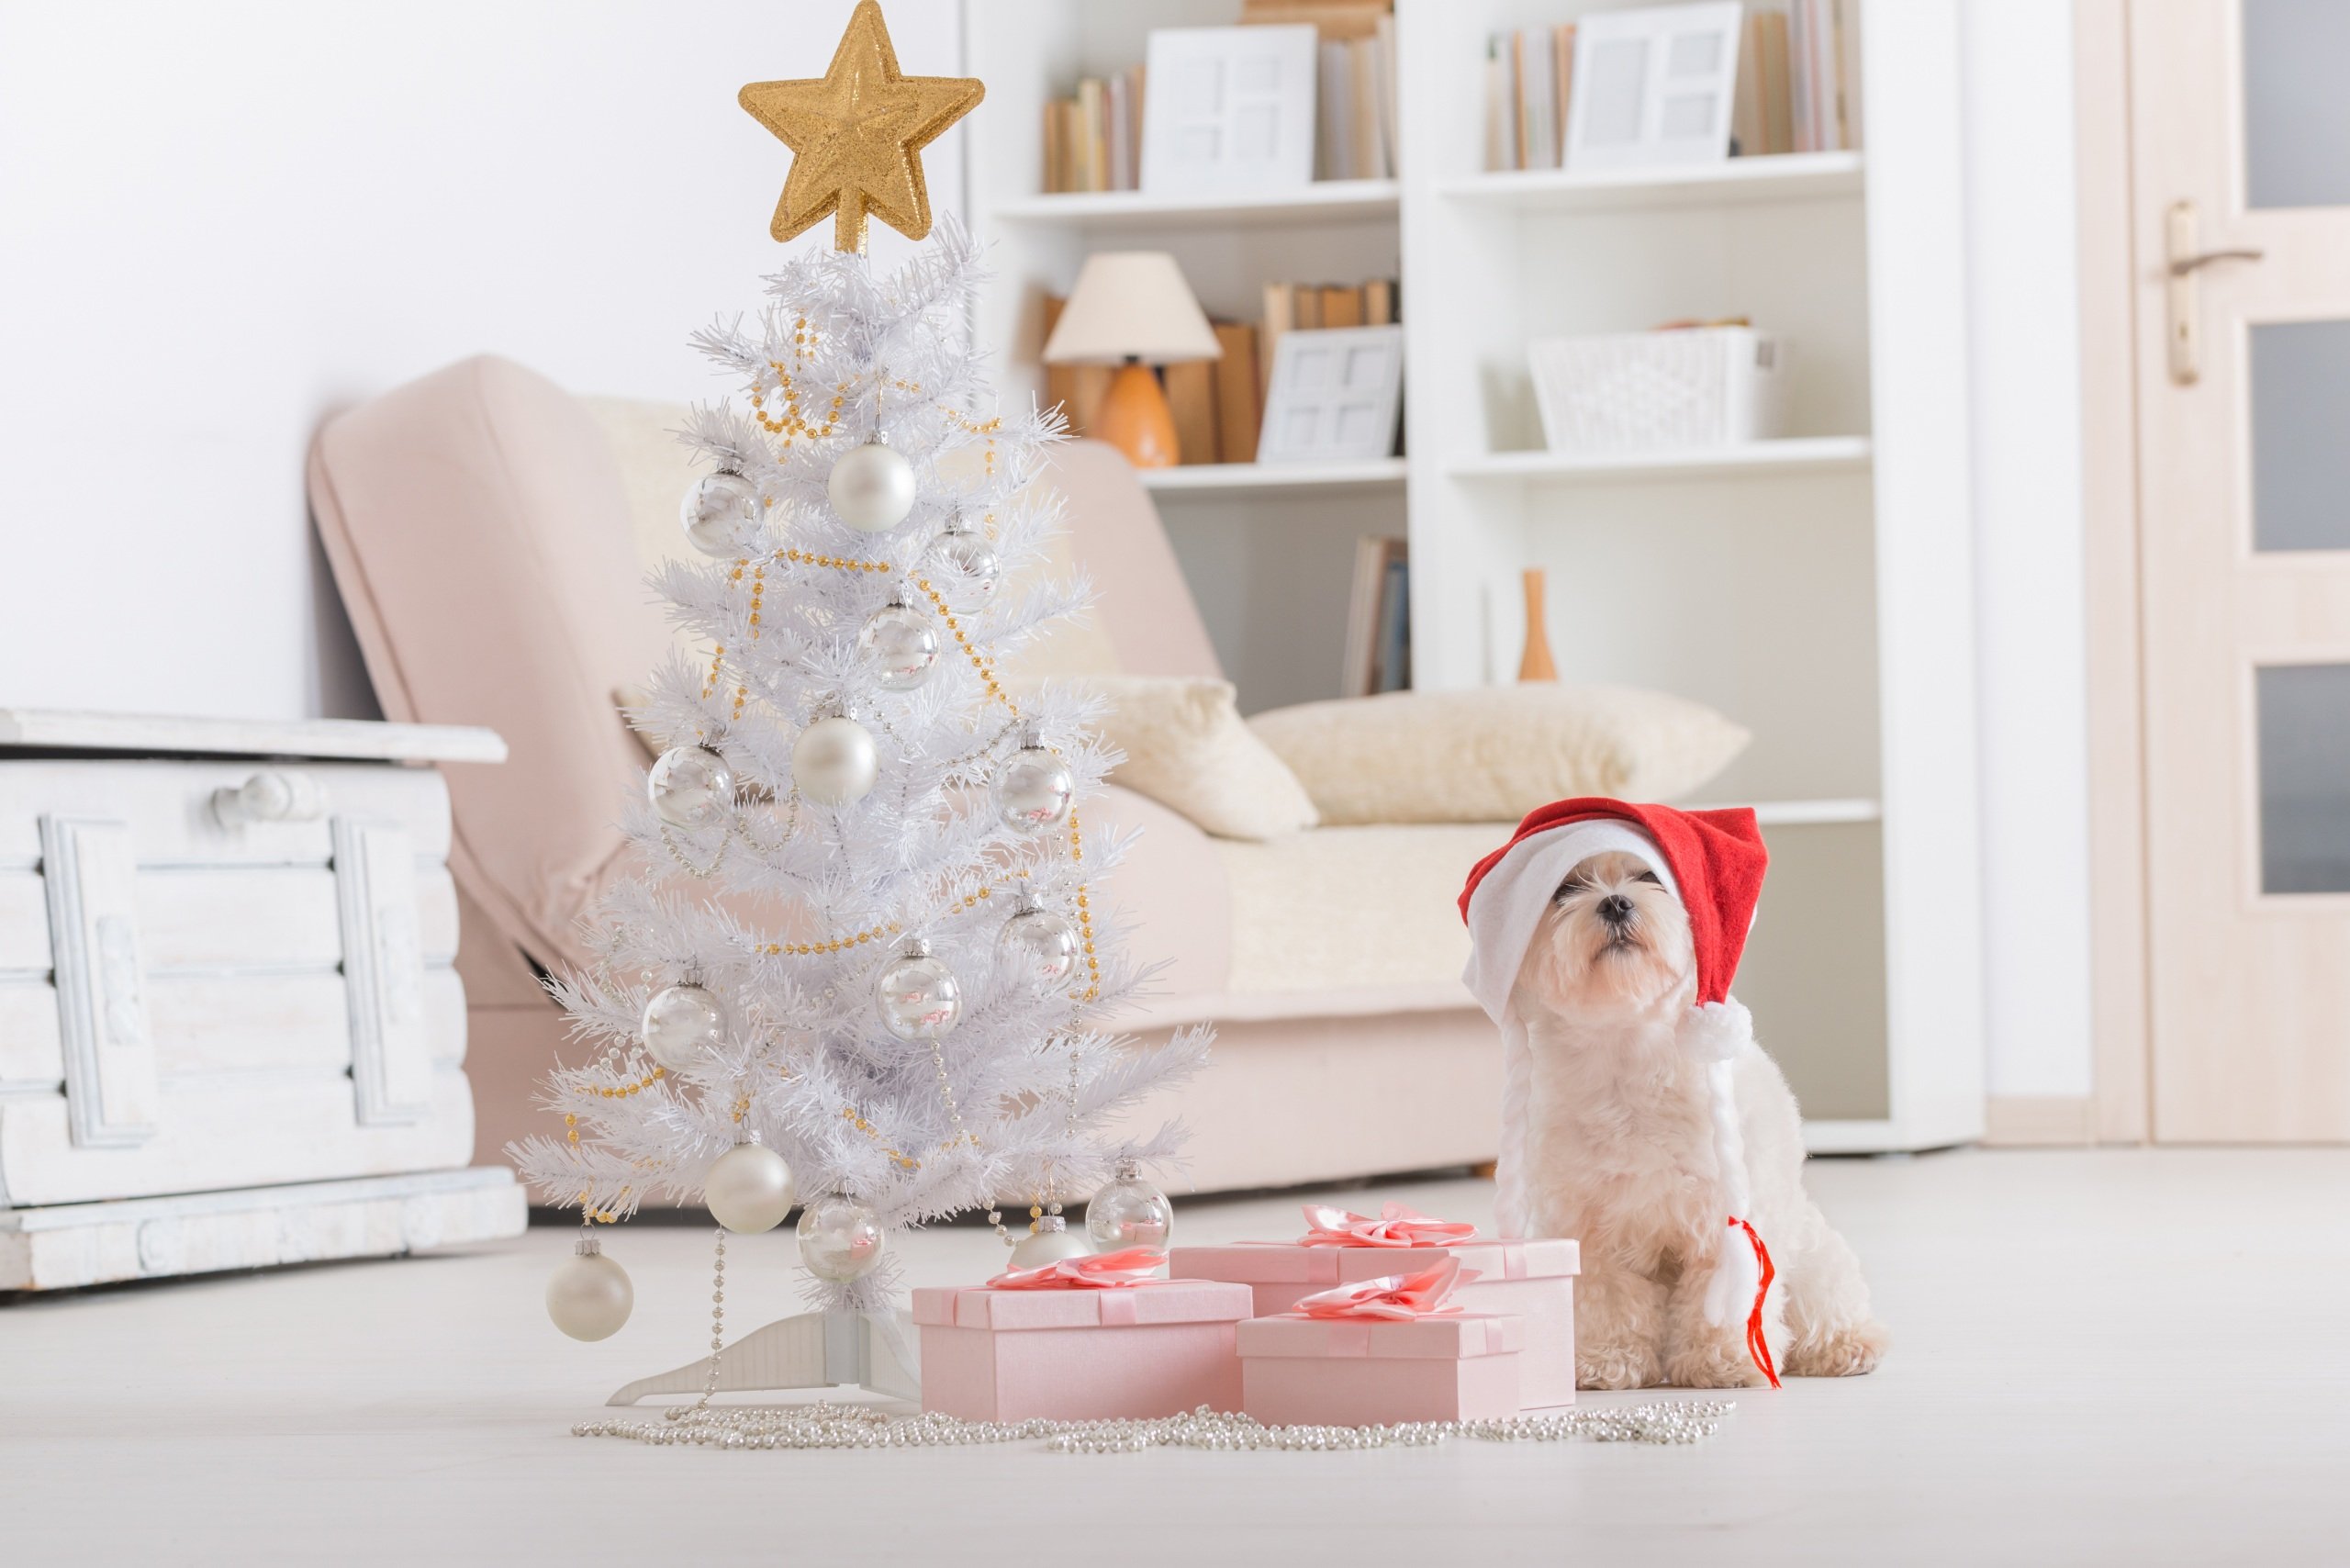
[1043,252,1221,467]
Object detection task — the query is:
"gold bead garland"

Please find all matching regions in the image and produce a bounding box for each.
[841,1104,921,1170]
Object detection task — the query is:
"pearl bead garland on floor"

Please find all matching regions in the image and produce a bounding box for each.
[571,1399,1733,1452]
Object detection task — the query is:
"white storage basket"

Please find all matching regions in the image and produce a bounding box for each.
[1529,328,1790,455]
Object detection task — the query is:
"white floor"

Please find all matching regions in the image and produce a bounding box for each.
[5,1148,2346,1566]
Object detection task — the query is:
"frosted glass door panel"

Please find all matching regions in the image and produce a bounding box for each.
[2256,663,2350,894]
[2249,321,2350,552]
[2244,0,2350,209]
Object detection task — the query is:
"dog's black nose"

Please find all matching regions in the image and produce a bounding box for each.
[1596,893,1635,926]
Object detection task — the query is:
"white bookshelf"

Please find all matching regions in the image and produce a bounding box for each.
[963,0,1983,1154]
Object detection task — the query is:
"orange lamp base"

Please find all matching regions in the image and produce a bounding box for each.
[1092,362,1179,468]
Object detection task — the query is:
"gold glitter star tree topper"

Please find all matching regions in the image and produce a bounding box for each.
[740,0,984,252]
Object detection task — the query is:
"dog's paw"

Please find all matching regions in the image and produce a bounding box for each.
[1576,1343,1664,1391]
[1782,1319,1891,1378]
[1663,1338,1772,1390]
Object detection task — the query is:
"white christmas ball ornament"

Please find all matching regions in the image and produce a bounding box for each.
[827,440,916,533]
[994,740,1074,834]
[680,470,761,558]
[922,521,1001,613]
[996,902,1080,993]
[791,716,878,807]
[546,1238,633,1340]
[647,745,734,831]
[640,982,725,1070]
[875,938,961,1042]
[1007,1214,1093,1270]
[856,600,938,691]
[1085,1159,1174,1250]
[797,1193,887,1282]
[704,1141,797,1234]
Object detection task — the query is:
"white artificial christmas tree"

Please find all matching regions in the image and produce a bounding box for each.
[515,5,1207,1402]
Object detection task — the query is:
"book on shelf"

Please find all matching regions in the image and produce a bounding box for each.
[1213,323,1262,465]
[1341,536,1410,699]
[1483,2,1861,172]
[1042,65,1144,193]
[1486,24,1570,171]
[1163,359,1220,468]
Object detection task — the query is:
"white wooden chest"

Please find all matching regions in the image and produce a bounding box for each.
[0,710,526,1290]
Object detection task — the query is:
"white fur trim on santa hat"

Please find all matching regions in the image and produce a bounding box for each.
[1680,999,1752,1063]
[1460,819,1678,1027]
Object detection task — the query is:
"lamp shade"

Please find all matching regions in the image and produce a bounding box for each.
[1043,252,1222,365]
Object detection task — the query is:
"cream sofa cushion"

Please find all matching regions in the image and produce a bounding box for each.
[1013,675,1317,842]
[1248,685,1751,825]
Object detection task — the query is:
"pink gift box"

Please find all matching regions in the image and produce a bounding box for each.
[1168,1237,1581,1408]
[911,1278,1253,1422]
[1237,1311,1525,1426]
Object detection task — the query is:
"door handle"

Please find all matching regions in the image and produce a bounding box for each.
[2169,247,2265,275]
[2166,201,2264,385]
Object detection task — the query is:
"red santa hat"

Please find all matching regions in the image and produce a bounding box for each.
[1458,797,1781,1385]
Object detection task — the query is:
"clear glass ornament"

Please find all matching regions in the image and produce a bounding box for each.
[680,470,761,558]
[647,745,734,830]
[640,982,725,1070]
[1085,1159,1174,1251]
[874,938,961,1042]
[827,439,917,533]
[922,518,1000,612]
[995,897,1079,994]
[703,1140,797,1234]
[994,736,1073,834]
[797,1192,887,1282]
[791,714,878,806]
[546,1237,632,1340]
[1007,1213,1093,1269]
[856,599,938,691]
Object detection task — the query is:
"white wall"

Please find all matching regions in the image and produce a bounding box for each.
[1959,0,2098,1100]
[0,0,965,722]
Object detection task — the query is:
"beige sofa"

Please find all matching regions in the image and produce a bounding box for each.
[309,355,1504,1194]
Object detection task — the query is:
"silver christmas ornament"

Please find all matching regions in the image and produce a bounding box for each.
[995,896,1079,994]
[546,1237,632,1341]
[1007,1213,1093,1269]
[703,1141,797,1235]
[796,1192,887,1282]
[680,470,761,558]
[791,714,878,807]
[1085,1158,1174,1250]
[647,745,734,831]
[994,734,1073,834]
[640,982,725,1070]
[856,599,938,691]
[875,937,961,1042]
[827,439,917,533]
[922,517,1000,612]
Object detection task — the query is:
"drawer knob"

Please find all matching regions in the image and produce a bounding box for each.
[212,769,328,827]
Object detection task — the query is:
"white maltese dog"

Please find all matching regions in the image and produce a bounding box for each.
[1516,848,1888,1389]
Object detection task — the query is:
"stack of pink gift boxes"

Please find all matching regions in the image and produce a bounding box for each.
[912,1204,1581,1425]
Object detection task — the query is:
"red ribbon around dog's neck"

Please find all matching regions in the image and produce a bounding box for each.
[1730,1216,1780,1389]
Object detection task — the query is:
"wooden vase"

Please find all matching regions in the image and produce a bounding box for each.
[1518,568,1558,682]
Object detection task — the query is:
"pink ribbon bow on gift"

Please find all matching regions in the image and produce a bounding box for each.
[1298,1201,1480,1249]
[1292,1257,1481,1320]
[985,1246,1169,1291]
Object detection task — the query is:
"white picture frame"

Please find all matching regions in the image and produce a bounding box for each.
[1564,2,1744,172]
[1139,25,1318,196]
[1258,325,1405,464]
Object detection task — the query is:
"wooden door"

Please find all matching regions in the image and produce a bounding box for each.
[2133,0,2350,1138]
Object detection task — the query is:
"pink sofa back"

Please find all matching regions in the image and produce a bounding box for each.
[309,354,1224,972]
